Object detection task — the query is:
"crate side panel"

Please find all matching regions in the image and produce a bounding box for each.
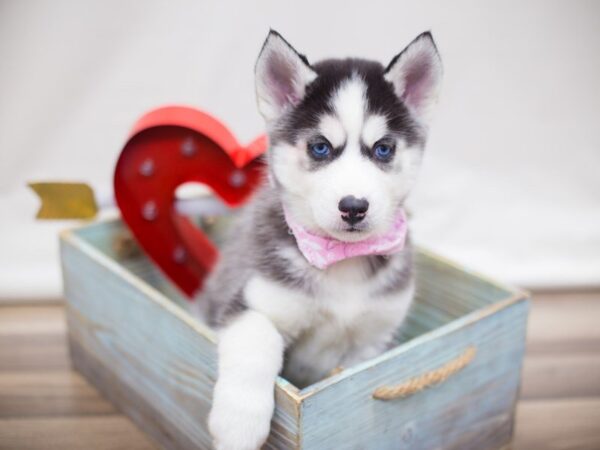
[301,300,529,450]
[269,388,302,450]
[69,336,199,449]
[396,252,517,342]
[62,238,216,448]
[61,235,300,449]
[73,218,189,306]
[415,251,512,309]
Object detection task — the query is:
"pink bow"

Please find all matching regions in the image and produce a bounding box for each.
[284,208,408,269]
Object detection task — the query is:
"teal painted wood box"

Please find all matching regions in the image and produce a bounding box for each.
[60,217,530,450]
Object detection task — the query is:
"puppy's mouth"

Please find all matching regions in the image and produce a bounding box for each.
[341,218,369,233]
[345,225,366,233]
[328,222,372,242]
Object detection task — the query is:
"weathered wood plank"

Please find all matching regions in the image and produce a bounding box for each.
[0,298,63,306]
[530,289,600,303]
[514,398,600,450]
[0,305,69,371]
[0,371,115,418]
[0,334,69,371]
[0,416,156,450]
[515,290,600,400]
[69,338,198,450]
[0,305,65,336]
[526,291,600,354]
[521,353,600,400]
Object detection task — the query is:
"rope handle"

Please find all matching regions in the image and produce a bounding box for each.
[372,346,477,400]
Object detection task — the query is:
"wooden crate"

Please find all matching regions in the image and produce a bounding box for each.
[60,218,529,450]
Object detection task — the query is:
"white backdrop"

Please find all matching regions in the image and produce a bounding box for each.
[1,0,599,300]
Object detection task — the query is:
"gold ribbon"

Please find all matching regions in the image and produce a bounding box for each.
[28,182,98,219]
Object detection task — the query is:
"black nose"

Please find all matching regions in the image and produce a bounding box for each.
[338,196,369,225]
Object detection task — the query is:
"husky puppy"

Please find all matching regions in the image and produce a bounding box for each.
[197,30,442,450]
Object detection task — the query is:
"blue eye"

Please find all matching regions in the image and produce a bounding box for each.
[374,144,393,161]
[309,142,332,159]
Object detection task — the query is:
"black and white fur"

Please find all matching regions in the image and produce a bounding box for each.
[195,30,442,450]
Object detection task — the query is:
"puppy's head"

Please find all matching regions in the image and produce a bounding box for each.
[255,30,442,242]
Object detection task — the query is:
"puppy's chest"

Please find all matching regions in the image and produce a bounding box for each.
[244,262,409,343]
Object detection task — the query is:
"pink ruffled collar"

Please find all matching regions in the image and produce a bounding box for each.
[283,208,408,270]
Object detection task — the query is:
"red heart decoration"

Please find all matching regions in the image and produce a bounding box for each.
[114,106,267,298]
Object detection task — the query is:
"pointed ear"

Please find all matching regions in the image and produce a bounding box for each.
[385,32,443,125]
[255,30,317,123]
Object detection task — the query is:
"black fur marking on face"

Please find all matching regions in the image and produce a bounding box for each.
[306,134,345,170]
[271,58,425,148]
[384,31,438,74]
[361,136,397,171]
[258,29,312,72]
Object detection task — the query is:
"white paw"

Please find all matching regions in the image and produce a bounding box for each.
[208,389,273,450]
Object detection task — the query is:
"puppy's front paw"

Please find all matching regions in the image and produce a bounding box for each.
[208,392,273,450]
